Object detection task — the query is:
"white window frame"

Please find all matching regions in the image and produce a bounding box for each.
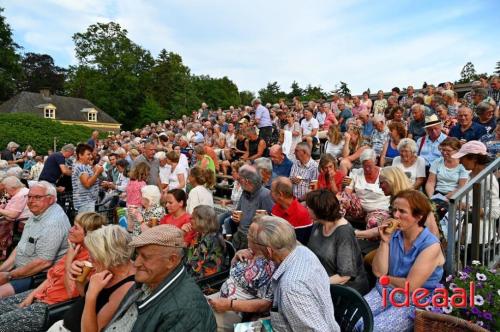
[44,107,55,119]
[88,111,97,122]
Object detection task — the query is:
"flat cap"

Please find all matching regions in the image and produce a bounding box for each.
[130,224,186,248]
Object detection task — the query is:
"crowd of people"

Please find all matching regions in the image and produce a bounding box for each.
[0,76,499,331]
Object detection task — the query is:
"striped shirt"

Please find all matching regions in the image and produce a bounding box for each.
[71,162,99,211]
[270,246,340,332]
[290,158,318,200]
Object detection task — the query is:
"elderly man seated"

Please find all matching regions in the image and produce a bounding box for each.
[231,165,274,250]
[269,145,293,179]
[254,157,273,189]
[290,142,319,202]
[0,176,31,260]
[416,114,448,168]
[449,106,487,141]
[104,225,217,331]
[0,181,70,298]
[235,216,340,331]
[270,177,313,244]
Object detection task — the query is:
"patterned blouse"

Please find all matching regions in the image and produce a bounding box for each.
[186,232,227,279]
[219,256,276,301]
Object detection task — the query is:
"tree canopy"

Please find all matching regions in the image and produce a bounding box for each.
[0,7,22,102]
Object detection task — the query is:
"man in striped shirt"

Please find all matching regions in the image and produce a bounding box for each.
[290,142,318,201]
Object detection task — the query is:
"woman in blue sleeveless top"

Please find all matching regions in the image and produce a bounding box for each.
[358,189,445,332]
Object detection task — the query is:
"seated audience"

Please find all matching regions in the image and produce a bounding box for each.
[379,121,406,167]
[50,225,135,332]
[449,106,487,141]
[237,216,340,331]
[165,150,187,191]
[408,104,426,141]
[300,108,320,150]
[254,157,272,189]
[370,115,389,157]
[207,221,276,331]
[415,115,447,168]
[316,154,345,193]
[160,189,195,244]
[194,144,216,174]
[243,127,267,161]
[306,189,369,295]
[425,137,468,219]
[0,181,70,298]
[339,124,370,172]
[359,190,444,332]
[324,125,345,159]
[231,165,274,250]
[140,185,165,226]
[480,118,500,156]
[289,142,318,201]
[186,205,227,279]
[282,113,302,158]
[269,145,292,179]
[473,101,496,134]
[104,225,217,331]
[391,138,426,190]
[435,103,456,134]
[186,166,215,214]
[271,177,313,244]
[0,212,106,331]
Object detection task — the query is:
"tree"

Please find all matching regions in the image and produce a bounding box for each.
[303,84,326,101]
[137,95,167,126]
[190,75,240,111]
[458,62,477,83]
[66,22,154,129]
[19,53,67,95]
[494,61,500,75]
[332,81,351,97]
[258,81,286,104]
[239,90,255,106]
[288,81,304,100]
[0,7,22,101]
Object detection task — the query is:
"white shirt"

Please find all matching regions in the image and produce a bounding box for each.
[186,185,214,214]
[324,140,345,158]
[300,117,319,139]
[168,164,188,191]
[392,156,426,185]
[159,164,172,185]
[347,168,390,212]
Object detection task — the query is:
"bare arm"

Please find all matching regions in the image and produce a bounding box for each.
[176,173,186,190]
[248,140,266,161]
[372,241,390,278]
[348,146,368,162]
[79,167,103,189]
[413,177,425,191]
[60,164,72,176]
[0,249,16,272]
[379,141,388,167]
[10,258,52,279]
[329,274,351,285]
[425,173,437,197]
[0,209,21,220]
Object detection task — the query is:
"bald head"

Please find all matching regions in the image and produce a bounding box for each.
[269,144,285,165]
[271,176,294,199]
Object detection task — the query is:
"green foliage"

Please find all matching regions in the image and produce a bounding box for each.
[458,62,477,83]
[0,113,93,154]
[66,22,154,129]
[190,75,240,110]
[239,90,255,106]
[332,81,351,97]
[303,84,326,101]
[137,95,167,127]
[0,7,22,102]
[19,53,67,95]
[258,81,286,104]
[288,81,304,100]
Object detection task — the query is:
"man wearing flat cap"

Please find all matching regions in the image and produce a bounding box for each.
[104,225,216,331]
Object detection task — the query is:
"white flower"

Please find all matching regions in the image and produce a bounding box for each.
[442,304,453,314]
[472,260,481,266]
[476,273,487,281]
[477,321,484,327]
[449,283,458,290]
[474,295,484,306]
[498,289,500,296]
[445,274,453,282]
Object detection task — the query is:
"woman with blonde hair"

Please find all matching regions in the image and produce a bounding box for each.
[339,124,370,173]
[0,212,106,331]
[186,166,215,214]
[55,225,135,332]
[324,125,345,159]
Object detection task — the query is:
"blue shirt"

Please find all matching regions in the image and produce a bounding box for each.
[389,228,443,291]
[449,122,487,141]
[272,155,293,179]
[339,108,353,132]
[416,132,447,166]
[362,120,374,138]
[255,105,272,128]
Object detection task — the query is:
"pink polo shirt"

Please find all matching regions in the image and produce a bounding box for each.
[4,187,31,220]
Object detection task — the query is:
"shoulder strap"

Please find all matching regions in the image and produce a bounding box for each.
[417,134,426,155]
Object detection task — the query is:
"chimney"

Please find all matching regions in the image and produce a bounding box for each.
[40,88,51,98]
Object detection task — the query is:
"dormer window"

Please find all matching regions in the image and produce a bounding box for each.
[44,106,56,119]
[88,111,97,122]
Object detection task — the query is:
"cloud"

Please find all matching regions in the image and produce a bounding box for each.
[3,0,499,95]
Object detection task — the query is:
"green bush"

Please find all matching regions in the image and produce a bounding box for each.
[0,113,94,155]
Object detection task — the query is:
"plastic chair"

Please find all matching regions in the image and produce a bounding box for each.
[330,284,373,332]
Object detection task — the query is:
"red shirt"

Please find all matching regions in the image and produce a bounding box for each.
[272,198,313,228]
[33,247,90,305]
[160,212,196,244]
[318,170,345,192]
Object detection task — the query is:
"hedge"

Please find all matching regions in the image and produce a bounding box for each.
[0,113,94,155]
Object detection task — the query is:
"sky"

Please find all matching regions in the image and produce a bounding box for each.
[2,0,499,95]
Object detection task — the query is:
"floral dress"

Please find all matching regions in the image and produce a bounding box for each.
[186,233,227,279]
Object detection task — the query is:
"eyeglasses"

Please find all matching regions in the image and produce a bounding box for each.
[439,148,455,153]
[27,194,50,201]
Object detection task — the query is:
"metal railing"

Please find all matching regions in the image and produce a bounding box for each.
[445,157,500,275]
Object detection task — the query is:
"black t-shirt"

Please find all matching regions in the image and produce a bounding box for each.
[0,149,14,161]
[307,222,370,295]
[39,152,66,184]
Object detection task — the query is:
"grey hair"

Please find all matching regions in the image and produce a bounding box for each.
[397,138,417,154]
[372,114,385,124]
[1,176,25,190]
[253,216,297,253]
[295,141,311,155]
[360,148,377,163]
[254,157,273,175]
[322,103,331,109]
[251,98,261,105]
[31,181,57,198]
[6,166,23,178]
[411,103,425,113]
[476,102,492,115]
[155,151,167,161]
[61,144,75,152]
[238,165,262,188]
[6,142,19,150]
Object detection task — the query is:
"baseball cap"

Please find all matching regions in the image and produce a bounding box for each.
[130,225,186,248]
[452,141,488,159]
